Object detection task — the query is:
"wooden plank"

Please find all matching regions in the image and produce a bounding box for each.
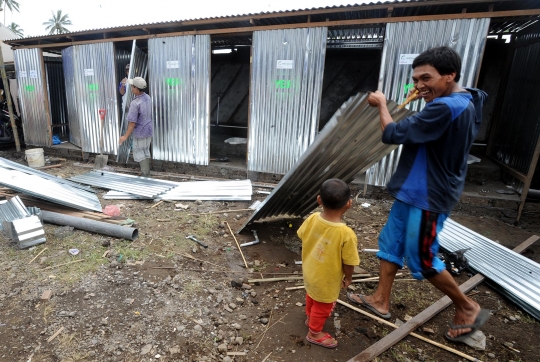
[348,235,539,362]
[11,9,540,50]
[487,156,528,182]
[40,290,53,301]
[47,326,64,343]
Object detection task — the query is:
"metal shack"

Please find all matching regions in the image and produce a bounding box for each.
[4,0,540,221]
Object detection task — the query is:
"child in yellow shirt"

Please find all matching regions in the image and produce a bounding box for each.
[297,179,360,348]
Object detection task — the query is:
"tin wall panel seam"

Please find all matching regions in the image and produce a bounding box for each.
[365,19,490,187]
[149,35,210,165]
[71,42,119,154]
[117,42,149,163]
[62,47,82,147]
[439,219,540,318]
[490,37,540,175]
[13,48,51,147]
[248,27,327,174]
[241,93,413,230]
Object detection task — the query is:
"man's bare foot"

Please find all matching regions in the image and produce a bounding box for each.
[447,301,482,338]
[306,331,337,348]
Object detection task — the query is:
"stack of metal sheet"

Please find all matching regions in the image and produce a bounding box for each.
[0,169,102,212]
[439,219,540,320]
[103,179,253,201]
[240,92,413,230]
[0,196,46,249]
[69,170,178,198]
[0,157,95,193]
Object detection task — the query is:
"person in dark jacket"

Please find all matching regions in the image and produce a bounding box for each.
[348,46,490,343]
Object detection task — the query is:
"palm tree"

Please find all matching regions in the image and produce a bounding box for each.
[43,10,72,35]
[0,0,21,25]
[7,22,23,37]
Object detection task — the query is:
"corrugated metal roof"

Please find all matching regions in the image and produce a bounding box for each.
[240,92,413,230]
[439,219,540,320]
[5,1,540,45]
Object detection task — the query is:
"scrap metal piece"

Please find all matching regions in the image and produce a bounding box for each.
[69,170,177,198]
[186,235,208,249]
[0,169,102,212]
[0,196,30,231]
[3,215,46,249]
[240,230,259,247]
[240,92,414,231]
[439,218,540,320]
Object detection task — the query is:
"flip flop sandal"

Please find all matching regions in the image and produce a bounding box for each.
[445,309,491,343]
[306,332,338,349]
[347,292,391,320]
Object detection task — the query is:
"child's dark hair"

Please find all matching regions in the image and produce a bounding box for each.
[320,179,351,210]
[412,46,462,82]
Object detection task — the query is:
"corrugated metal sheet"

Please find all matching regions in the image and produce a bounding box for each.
[117,41,149,163]
[149,35,211,165]
[248,27,327,174]
[241,92,413,230]
[13,48,51,147]
[69,42,119,154]
[69,170,177,198]
[0,156,95,193]
[365,18,490,186]
[45,58,69,136]
[490,38,540,176]
[0,169,102,212]
[0,196,30,231]
[439,219,540,320]
[3,215,46,249]
[104,179,253,201]
[62,46,82,147]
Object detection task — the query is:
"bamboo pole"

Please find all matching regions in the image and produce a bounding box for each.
[338,300,481,362]
[224,221,248,268]
[0,45,21,151]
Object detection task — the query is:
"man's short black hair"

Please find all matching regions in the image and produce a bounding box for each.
[320,179,351,210]
[412,46,462,82]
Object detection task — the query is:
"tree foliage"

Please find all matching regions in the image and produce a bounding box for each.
[0,0,20,13]
[43,10,72,35]
[7,22,23,37]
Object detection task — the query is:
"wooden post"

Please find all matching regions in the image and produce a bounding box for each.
[0,45,21,152]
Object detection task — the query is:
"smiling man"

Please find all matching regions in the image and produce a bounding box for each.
[348,46,489,343]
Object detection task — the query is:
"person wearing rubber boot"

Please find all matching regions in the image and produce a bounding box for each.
[298,179,360,348]
[347,46,490,343]
[119,77,153,177]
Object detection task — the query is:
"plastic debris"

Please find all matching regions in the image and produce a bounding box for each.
[103,205,121,216]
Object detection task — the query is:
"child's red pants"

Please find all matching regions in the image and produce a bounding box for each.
[305,294,336,334]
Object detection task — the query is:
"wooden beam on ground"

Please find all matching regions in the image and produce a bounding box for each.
[347,235,539,362]
[10,9,540,50]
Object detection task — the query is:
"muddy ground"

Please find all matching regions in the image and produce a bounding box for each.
[1,150,539,362]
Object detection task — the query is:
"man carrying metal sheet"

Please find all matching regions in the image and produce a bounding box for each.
[118,77,153,177]
[348,46,490,343]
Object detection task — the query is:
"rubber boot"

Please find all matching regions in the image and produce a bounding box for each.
[139,158,151,177]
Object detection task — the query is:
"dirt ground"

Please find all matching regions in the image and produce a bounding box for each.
[1,150,539,362]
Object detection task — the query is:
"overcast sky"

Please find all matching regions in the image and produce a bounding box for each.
[2,0,376,38]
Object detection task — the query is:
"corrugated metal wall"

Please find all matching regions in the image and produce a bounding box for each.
[62,47,81,147]
[117,41,149,163]
[248,27,328,174]
[63,42,119,154]
[490,37,540,176]
[13,48,51,147]
[365,18,490,186]
[44,58,68,136]
[149,35,210,165]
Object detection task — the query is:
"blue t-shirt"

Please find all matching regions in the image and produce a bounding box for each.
[382,88,487,213]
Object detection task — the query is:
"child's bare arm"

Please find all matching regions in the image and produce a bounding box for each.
[342,264,355,289]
